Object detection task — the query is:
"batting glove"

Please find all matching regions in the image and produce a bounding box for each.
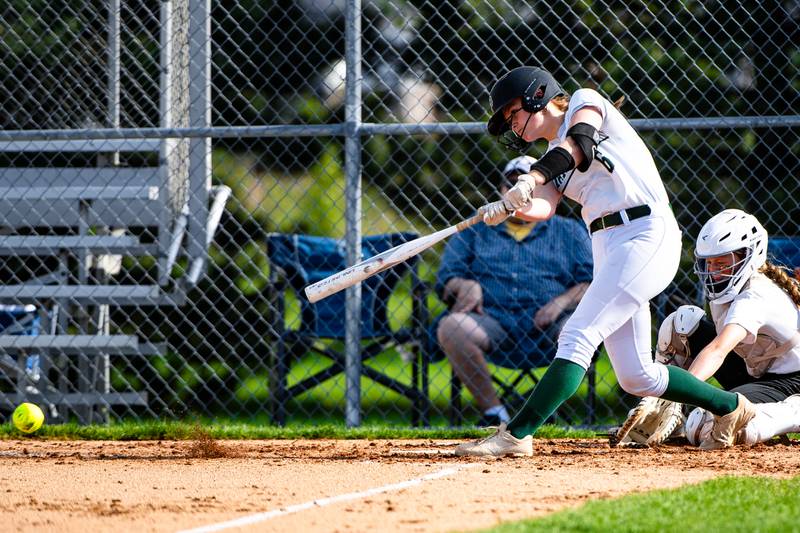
[480,200,513,226]
[503,175,536,210]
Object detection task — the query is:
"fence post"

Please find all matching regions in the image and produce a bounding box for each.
[344,0,363,428]
[187,0,210,276]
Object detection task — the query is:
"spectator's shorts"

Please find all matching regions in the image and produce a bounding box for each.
[428,310,572,369]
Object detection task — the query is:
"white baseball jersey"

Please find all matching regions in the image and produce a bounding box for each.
[710,271,800,377]
[548,88,670,226]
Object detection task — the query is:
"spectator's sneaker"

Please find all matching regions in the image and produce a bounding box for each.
[700,393,757,450]
[454,423,533,457]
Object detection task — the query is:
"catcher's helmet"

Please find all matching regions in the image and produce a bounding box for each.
[487,67,564,136]
[685,407,714,446]
[694,209,768,303]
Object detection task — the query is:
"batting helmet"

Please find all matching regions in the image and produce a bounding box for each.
[694,209,768,303]
[487,67,564,136]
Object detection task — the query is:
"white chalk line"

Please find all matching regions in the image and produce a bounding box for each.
[177,463,479,533]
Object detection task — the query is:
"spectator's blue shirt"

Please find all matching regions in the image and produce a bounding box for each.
[435,215,593,331]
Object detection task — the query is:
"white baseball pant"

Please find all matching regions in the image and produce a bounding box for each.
[740,394,800,445]
[555,210,682,397]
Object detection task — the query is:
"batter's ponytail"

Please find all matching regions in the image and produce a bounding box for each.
[760,262,800,307]
[551,95,570,112]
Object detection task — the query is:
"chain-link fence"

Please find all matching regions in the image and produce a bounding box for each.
[1,0,798,427]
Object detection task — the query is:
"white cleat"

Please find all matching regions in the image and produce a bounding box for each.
[454,423,533,457]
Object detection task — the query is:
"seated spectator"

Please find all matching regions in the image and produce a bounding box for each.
[433,156,593,426]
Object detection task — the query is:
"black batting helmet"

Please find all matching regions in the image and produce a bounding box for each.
[487,67,564,136]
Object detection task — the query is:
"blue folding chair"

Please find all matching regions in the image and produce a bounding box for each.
[266,232,430,426]
[436,328,599,427]
[0,305,42,383]
[769,237,800,279]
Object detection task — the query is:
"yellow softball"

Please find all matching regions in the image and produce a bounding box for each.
[12,403,45,434]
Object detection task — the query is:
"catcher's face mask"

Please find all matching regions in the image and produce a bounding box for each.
[694,250,747,300]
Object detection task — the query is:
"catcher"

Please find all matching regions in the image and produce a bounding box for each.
[614,209,800,448]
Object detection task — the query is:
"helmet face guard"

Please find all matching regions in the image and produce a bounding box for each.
[694,250,749,302]
[498,129,532,153]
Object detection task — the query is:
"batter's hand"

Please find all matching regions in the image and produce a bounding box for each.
[503,175,536,210]
[480,200,513,226]
[450,279,484,314]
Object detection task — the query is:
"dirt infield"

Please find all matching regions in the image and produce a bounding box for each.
[2,437,799,532]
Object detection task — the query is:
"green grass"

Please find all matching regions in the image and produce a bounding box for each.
[483,476,800,533]
[0,420,596,441]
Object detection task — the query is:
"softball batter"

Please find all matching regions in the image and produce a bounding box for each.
[456,66,754,456]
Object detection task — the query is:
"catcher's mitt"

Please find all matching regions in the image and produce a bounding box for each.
[609,396,685,447]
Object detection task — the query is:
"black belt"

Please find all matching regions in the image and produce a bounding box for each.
[589,205,652,234]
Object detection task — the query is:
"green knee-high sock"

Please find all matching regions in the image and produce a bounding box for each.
[661,365,738,415]
[507,358,586,439]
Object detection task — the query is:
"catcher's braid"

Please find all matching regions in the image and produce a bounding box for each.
[760,262,800,306]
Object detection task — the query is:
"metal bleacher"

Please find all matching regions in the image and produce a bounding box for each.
[0,0,229,423]
[0,142,170,422]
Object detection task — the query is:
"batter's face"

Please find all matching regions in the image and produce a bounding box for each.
[502,98,546,142]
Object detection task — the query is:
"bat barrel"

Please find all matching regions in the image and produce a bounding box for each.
[303,214,482,303]
[304,270,358,303]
